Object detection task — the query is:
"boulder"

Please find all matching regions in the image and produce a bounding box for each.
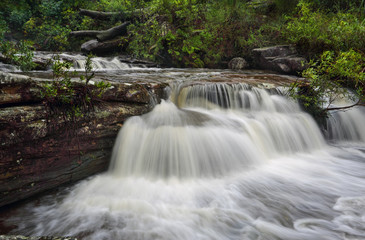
[228,57,249,70]
[81,39,125,55]
[252,45,307,75]
[0,72,167,207]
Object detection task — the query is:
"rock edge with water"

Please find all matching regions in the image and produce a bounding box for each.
[0,71,167,208]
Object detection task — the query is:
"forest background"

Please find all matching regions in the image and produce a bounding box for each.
[0,0,365,117]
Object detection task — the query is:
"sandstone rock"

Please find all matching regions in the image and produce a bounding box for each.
[0,72,167,207]
[228,57,249,70]
[252,45,307,75]
[0,72,43,106]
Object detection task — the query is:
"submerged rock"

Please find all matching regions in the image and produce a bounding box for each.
[0,71,167,207]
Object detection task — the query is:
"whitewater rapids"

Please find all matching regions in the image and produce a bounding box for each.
[6,82,365,240]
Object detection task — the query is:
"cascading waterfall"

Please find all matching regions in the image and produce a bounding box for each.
[33,52,132,71]
[72,55,130,71]
[326,107,365,142]
[110,83,324,179]
[6,79,365,240]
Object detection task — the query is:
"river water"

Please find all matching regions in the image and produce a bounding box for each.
[2,55,365,240]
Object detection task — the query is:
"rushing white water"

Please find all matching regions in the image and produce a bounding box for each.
[71,55,130,71]
[33,52,132,71]
[6,80,365,240]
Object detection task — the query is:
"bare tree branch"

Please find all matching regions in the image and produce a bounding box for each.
[325,99,365,112]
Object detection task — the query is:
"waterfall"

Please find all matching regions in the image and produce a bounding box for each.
[5,77,365,240]
[32,52,133,71]
[110,83,325,179]
[71,55,130,71]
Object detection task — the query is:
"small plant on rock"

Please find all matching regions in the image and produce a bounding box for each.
[42,54,111,124]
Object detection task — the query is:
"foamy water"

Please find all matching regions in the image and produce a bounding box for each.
[6,81,365,240]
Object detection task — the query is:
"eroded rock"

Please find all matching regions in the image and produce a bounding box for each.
[0,71,167,207]
[252,45,307,75]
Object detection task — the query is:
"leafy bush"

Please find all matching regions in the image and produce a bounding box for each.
[0,40,35,71]
[274,0,299,14]
[127,0,214,67]
[8,8,31,29]
[308,0,365,12]
[283,0,365,57]
[0,14,8,40]
[127,0,274,67]
[42,55,111,120]
[22,0,96,51]
[290,49,365,119]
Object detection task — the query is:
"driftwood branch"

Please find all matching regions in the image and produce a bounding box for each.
[325,100,365,112]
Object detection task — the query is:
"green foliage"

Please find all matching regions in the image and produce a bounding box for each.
[42,55,111,121]
[0,0,32,31]
[274,0,299,14]
[0,15,8,40]
[8,8,32,29]
[98,0,146,11]
[307,0,365,12]
[127,0,214,67]
[0,39,35,71]
[127,0,274,67]
[289,49,365,119]
[283,0,365,57]
[12,0,97,51]
[39,0,63,18]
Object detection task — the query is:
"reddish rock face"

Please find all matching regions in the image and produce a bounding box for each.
[0,72,167,207]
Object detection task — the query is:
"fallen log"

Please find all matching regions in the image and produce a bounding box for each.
[70,30,102,38]
[96,21,130,42]
[79,8,145,21]
[80,8,122,21]
[70,22,130,42]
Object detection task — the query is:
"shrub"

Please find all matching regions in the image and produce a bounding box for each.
[127,0,273,67]
[283,0,365,57]
[0,40,35,71]
[8,8,31,29]
[290,49,365,119]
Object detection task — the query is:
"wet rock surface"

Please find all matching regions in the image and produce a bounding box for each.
[0,71,167,208]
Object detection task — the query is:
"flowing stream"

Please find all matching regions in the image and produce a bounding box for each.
[3,57,365,240]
